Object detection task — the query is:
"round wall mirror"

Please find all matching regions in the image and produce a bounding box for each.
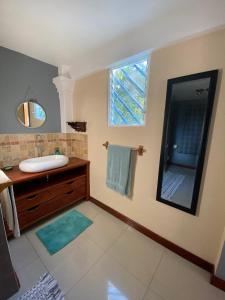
[17,100,46,128]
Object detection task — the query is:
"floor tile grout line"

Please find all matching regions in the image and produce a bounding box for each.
[65,221,129,296]
[17,227,145,297]
[105,251,147,288]
[10,204,135,298]
[77,209,101,221]
[103,226,152,287]
[75,221,126,252]
[25,204,110,295]
[91,201,169,299]
[10,234,46,273]
[78,205,129,252]
[10,202,222,299]
[44,207,145,295]
[24,233,50,272]
[14,203,153,298]
[84,223,149,292]
[25,221,102,275]
[103,225,167,290]
[9,234,50,299]
[24,203,107,273]
[141,248,165,300]
[23,203,99,273]
[27,227,104,290]
[65,247,106,296]
[66,234,127,295]
[24,225,103,296]
[105,223,129,250]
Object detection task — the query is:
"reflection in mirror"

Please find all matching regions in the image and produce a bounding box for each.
[17,100,46,128]
[157,70,218,215]
[107,281,128,300]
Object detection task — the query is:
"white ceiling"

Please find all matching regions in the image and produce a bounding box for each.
[1,0,225,79]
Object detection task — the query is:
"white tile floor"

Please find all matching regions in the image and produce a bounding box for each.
[9,201,225,300]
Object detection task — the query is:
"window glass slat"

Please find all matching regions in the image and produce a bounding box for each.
[109,57,148,126]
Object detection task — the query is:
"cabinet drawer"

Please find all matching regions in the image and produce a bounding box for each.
[16,176,86,213]
[53,182,86,202]
[59,176,86,190]
[48,176,86,198]
[16,190,54,213]
[18,182,86,229]
[18,200,56,229]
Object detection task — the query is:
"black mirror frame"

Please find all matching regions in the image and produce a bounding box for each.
[156,70,219,215]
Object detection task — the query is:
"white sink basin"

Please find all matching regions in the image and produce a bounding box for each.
[19,155,69,173]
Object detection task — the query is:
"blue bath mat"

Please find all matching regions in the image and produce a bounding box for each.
[36,210,93,255]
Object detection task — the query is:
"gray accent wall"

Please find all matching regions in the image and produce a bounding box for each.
[0,46,61,133]
[216,242,225,280]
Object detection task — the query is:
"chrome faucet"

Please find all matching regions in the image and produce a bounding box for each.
[35,134,44,157]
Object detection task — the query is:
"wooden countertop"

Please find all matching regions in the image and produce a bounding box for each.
[3,157,90,185]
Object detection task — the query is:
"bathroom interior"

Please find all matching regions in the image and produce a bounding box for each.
[0,1,225,300]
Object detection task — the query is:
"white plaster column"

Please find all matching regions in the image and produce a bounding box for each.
[53,73,74,133]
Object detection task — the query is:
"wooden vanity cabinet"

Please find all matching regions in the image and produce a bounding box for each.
[6,158,90,231]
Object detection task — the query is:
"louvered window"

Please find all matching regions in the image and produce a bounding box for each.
[109,56,149,126]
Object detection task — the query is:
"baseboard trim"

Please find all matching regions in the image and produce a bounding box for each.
[90,197,214,273]
[211,274,225,292]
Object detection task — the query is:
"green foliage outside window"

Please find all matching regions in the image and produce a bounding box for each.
[109,58,148,126]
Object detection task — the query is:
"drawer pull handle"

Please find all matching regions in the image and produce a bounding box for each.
[26,194,38,200]
[65,190,73,195]
[27,205,40,212]
[66,180,75,185]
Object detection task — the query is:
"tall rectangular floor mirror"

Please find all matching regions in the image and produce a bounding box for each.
[156,70,218,215]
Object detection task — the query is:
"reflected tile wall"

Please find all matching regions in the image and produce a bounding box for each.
[0,133,88,168]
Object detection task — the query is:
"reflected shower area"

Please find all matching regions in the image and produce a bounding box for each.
[160,78,210,209]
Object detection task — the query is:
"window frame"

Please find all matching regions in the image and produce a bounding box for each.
[108,53,150,127]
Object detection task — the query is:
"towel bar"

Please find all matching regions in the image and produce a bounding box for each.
[102,141,145,156]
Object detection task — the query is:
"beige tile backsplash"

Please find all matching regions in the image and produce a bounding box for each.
[0,133,88,168]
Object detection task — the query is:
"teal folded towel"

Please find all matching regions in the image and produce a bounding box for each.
[106,145,136,197]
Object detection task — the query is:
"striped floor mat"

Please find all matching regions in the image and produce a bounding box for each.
[161,171,185,200]
[19,273,64,300]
